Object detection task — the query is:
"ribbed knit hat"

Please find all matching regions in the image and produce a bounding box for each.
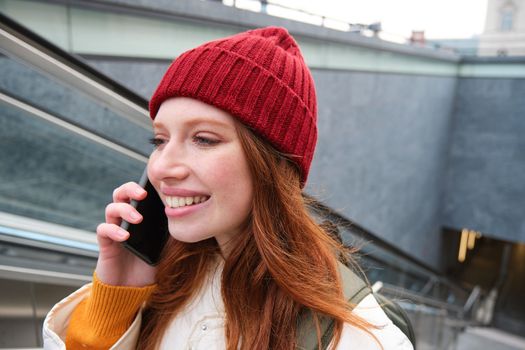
[149,26,317,186]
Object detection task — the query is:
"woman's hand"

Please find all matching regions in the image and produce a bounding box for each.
[95,182,157,287]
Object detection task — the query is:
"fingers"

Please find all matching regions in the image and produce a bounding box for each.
[112,182,147,203]
[98,182,146,246]
[96,222,130,243]
[105,202,143,225]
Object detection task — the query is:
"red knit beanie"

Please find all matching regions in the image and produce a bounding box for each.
[149,26,317,186]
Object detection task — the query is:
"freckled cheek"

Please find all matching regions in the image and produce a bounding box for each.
[206,158,242,187]
[205,155,253,202]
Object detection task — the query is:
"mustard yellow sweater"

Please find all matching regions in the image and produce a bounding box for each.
[65,274,156,349]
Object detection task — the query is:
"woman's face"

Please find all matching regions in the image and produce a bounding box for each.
[148,97,253,250]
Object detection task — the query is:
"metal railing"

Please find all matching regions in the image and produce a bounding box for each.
[223,0,380,34]
[212,0,478,54]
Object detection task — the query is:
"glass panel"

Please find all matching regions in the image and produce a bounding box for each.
[0,54,152,152]
[0,100,145,231]
[0,48,156,231]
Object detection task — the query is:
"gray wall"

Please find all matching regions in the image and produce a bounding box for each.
[444,77,525,243]
[308,70,457,267]
[86,57,169,100]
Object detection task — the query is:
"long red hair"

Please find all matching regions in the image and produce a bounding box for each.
[137,123,374,349]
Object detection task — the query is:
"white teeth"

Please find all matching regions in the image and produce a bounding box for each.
[165,195,208,208]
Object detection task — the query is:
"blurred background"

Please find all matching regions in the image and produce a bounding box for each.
[0,0,524,349]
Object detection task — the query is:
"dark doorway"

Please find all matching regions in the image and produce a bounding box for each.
[442,228,525,336]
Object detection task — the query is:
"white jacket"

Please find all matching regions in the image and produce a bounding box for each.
[43,264,413,350]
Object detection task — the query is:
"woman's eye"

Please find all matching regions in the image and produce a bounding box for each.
[193,135,219,147]
[148,137,165,148]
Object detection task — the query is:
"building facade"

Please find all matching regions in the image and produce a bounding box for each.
[479,0,525,56]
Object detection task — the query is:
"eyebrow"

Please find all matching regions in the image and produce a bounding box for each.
[153,118,231,130]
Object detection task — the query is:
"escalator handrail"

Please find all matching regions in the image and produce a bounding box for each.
[0,12,148,111]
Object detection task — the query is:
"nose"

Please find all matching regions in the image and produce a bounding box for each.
[148,141,191,182]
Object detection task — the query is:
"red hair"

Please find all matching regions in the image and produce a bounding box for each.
[137,123,374,349]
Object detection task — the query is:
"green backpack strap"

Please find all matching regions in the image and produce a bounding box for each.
[296,262,417,350]
[295,262,371,350]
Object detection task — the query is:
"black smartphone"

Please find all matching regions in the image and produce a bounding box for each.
[121,168,169,266]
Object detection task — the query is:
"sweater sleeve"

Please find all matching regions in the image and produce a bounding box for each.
[65,273,156,350]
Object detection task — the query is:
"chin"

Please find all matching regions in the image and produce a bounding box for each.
[167,225,211,244]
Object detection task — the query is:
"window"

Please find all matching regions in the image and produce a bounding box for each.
[500,8,515,31]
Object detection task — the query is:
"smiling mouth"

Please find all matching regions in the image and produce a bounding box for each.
[165,195,210,208]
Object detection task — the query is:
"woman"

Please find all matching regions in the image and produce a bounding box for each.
[43,26,413,350]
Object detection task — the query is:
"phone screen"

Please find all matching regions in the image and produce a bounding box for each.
[121,169,169,266]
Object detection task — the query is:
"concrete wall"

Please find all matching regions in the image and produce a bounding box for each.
[308,70,456,267]
[0,0,459,74]
[444,76,525,243]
